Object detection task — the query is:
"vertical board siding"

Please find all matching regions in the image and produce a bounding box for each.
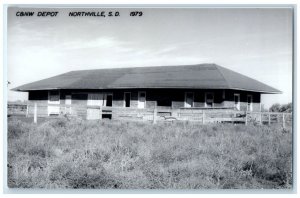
[26,89,263,117]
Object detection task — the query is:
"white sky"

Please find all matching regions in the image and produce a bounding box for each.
[7,7,293,108]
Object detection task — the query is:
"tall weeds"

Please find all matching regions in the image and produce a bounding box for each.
[7,118,292,189]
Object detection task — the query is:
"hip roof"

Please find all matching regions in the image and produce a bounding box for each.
[12,64,281,94]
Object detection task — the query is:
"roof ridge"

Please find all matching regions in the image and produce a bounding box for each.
[66,63,217,73]
[215,64,231,89]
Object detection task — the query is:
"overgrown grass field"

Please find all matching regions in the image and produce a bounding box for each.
[7,117,292,189]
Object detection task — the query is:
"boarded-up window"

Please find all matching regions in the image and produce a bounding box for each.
[65,95,72,105]
[87,93,103,106]
[87,93,103,120]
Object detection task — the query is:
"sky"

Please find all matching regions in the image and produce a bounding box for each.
[7,7,293,108]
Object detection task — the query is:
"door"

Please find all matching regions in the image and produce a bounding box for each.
[234,93,240,110]
[185,92,194,108]
[138,92,146,108]
[87,93,103,120]
[205,93,214,108]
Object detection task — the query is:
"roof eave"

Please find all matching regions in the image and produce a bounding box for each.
[11,87,282,94]
[11,88,60,92]
[228,87,282,94]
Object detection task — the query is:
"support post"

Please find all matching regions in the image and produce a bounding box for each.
[99,106,102,120]
[34,102,37,124]
[153,107,157,124]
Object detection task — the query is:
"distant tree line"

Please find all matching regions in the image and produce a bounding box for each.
[269,102,292,113]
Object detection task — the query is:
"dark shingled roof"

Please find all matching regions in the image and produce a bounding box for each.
[12,64,281,94]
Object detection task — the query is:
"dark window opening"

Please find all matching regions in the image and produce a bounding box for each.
[157,98,172,107]
[185,92,194,107]
[205,93,214,108]
[247,95,253,111]
[106,95,113,107]
[49,90,59,102]
[140,92,146,98]
[102,114,112,119]
[124,93,131,107]
[49,113,59,116]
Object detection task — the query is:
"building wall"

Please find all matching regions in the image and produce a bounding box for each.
[27,91,49,117]
[225,90,261,111]
[27,89,262,117]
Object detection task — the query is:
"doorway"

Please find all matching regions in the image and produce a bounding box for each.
[138,92,146,108]
[185,92,194,108]
[106,94,113,107]
[205,93,214,108]
[234,93,240,110]
[124,92,131,107]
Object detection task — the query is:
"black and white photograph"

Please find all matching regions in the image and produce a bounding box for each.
[5,5,294,190]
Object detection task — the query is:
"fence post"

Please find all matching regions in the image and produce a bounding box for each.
[259,113,262,125]
[233,111,236,124]
[153,107,157,124]
[202,110,205,125]
[34,102,37,124]
[282,113,285,129]
[245,112,248,125]
[26,103,29,117]
[268,113,271,125]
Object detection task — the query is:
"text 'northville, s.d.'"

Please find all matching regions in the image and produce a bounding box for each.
[15,11,143,17]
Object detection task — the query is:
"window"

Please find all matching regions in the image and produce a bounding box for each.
[49,90,60,102]
[124,92,131,107]
[157,93,172,107]
[247,95,253,111]
[138,92,146,108]
[185,92,194,107]
[205,93,214,108]
[234,93,240,110]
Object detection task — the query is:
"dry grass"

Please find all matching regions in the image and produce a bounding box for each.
[7,117,292,189]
